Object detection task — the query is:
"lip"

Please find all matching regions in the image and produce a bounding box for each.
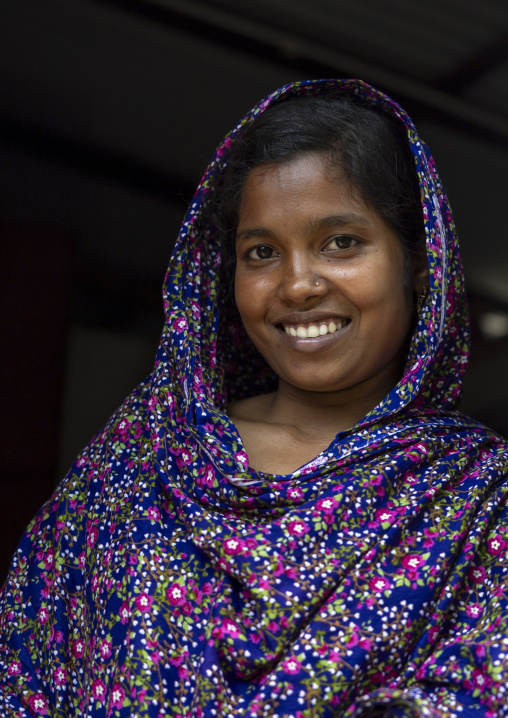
[274,317,352,353]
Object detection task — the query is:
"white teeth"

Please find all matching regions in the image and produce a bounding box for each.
[283,319,347,338]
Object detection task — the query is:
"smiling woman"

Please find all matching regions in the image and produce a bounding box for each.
[0,80,508,718]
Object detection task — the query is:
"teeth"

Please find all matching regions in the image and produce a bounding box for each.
[283,319,347,338]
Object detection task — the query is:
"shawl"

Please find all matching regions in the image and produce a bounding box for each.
[1,79,508,718]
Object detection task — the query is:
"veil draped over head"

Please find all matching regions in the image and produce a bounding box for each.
[1,80,508,718]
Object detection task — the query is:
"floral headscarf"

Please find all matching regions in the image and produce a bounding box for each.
[0,80,507,718]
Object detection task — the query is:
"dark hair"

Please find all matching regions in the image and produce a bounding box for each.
[215,94,424,288]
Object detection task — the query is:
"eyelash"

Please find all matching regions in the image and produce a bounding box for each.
[244,235,360,261]
[246,245,277,261]
[325,235,359,251]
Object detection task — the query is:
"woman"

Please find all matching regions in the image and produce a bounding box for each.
[0,79,507,717]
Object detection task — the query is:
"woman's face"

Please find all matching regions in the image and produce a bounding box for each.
[234,153,423,403]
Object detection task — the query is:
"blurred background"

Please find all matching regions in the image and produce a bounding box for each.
[1,0,508,580]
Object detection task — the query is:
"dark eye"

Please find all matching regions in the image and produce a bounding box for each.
[249,245,274,260]
[326,235,358,250]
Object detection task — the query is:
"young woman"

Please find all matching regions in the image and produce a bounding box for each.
[0,79,507,718]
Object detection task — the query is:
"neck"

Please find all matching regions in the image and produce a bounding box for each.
[267,372,400,437]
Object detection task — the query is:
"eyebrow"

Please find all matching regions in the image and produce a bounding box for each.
[235,227,277,243]
[306,213,371,232]
[235,213,371,243]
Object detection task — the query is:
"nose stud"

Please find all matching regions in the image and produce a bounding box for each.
[314,275,320,287]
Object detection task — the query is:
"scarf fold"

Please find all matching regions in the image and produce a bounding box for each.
[0,79,507,718]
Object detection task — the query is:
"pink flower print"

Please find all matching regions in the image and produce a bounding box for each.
[469,566,486,584]
[346,630,359,647]
[111,684,126,709]
[147,506,161,522]
[470,668,491,692]
[77,552,86,569]
[287,519,309,537]
[288,487,304,501]
[7,660,21,676]
[99,639,112,659]
[28,692,49,715]
[167,583,187,606]
[369,576,391,593]
[119,602,130,624]
[223,537,244,555]
[115,418,131,435]
[54,666,67,686]
[466,603,483,619]
[177,666,188,681]
[43,549,55,570]
[282,657,301,674]
[375,508,395,523]
[72,638,84,658]
[172,317,187,333]
[234,451,249,468]
[316,497,335,513]
[92,678,107,703]
[200,465,214,487]
[402,555,425,570]
[222,619,240,638]
[216,136,232,157]
[87,527,98,548]
[38,607,49,625]
[267,620,280,634]
[487,535,505,555]
[136,593,153,612]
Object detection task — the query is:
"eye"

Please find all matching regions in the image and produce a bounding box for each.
[247,245,276,260]
[325,235,359,250]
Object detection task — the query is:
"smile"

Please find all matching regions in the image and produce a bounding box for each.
[282,318,350,338]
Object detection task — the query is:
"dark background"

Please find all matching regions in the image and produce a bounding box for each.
[1,0,508,581]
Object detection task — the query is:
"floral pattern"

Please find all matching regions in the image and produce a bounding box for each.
[0,79,508,717]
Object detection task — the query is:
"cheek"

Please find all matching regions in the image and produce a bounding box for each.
[234,272,263,330]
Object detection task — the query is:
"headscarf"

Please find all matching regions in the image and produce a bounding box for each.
[1,79,507,718]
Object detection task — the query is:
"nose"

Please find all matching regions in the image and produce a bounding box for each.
[277,254,328,304]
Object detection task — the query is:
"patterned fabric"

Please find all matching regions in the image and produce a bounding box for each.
[1,79,508,718]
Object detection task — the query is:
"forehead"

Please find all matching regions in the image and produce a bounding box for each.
[237,153,370,227]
